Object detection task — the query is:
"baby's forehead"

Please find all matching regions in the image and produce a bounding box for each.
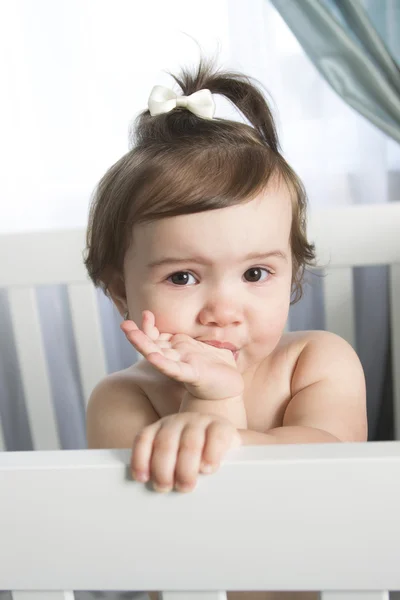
[152,187,288,230]
[128,194,291,267]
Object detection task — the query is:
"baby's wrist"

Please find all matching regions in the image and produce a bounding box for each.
[179,392,247,429]
[180,390,244,406]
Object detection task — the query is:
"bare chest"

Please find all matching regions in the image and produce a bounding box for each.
[137,356,293,434]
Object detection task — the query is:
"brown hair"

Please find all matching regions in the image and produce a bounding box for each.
[84,57,316,303]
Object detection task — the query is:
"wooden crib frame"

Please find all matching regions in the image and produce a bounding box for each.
[0,203,400,598]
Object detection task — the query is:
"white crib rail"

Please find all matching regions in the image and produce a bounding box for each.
[308,204,400,267]
[1,443,400,599]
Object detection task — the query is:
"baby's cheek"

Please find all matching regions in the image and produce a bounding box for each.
[144,301,190,335]
[127,288,181,332]
[255,302,289,344]
[276,299,291,332]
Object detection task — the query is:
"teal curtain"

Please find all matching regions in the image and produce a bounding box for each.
[269,0,400,144]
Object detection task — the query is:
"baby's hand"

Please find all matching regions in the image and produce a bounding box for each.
[131,412,242,493]
[121,310,244,401]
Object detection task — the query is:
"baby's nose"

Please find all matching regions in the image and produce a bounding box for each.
[198,296,243,327]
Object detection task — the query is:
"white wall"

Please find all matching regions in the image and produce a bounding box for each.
[0,0,232,233]
[1,0,399,234]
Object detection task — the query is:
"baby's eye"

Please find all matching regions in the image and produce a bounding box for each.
[167,271,197,286]
[244,267,271,283]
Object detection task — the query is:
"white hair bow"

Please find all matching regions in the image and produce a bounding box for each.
[148,85,215,119]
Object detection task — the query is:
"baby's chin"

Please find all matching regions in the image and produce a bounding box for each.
[240,345,276,372]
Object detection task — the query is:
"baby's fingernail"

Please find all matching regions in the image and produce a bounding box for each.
[153,483,172,493]
[175,483,192,493]
[132,470,149,482]
[175,479,197,493]
[201,462,216,474]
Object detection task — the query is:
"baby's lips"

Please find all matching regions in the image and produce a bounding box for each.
[200,340,238,352]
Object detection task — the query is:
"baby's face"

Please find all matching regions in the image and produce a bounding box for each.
[122,182,293,374]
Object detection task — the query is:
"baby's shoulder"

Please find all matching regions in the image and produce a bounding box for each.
[275,329,362,390]
[101,358,182,417]
[277,329,346,357]
[269,330,367,442]
[277,328,355,360]
[89,360,149,396]
[86,361,163,449]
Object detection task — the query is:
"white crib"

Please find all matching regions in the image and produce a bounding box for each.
[0,202,400,599]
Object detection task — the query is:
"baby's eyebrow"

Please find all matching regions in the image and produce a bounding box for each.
[146,250,288,270]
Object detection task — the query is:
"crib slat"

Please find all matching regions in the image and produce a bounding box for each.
[321,591,389,600]
[323,267,355,349]
[12,591,75,599]
[390,264,400,440]
[8,287,60,450]
[160,593,227,599]
[67,282,108,407]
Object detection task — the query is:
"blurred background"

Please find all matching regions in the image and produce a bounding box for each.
[0,0,399,451]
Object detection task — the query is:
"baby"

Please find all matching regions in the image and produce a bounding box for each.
[84,57,367,600]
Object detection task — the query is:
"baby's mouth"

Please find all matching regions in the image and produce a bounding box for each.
[199,340,240,362]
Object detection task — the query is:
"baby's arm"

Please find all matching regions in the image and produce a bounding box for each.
[86,373,159,449]
[179,390,247,428]
[240,331,368,446]
[86,370,241,490]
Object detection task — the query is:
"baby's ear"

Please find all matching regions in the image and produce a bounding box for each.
[107,272,127,318]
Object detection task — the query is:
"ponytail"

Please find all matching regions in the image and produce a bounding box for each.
[132,56,279,152]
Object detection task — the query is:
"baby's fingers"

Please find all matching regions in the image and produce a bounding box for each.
[121,317,173,357]
[122,324,161,357]
[120,319,139,335]
[141,310,160,341]
[147,351,199,383]
[173,424,207,492]
[150,421,197,493]
[200,421,242,474]
[131,421,161,482]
